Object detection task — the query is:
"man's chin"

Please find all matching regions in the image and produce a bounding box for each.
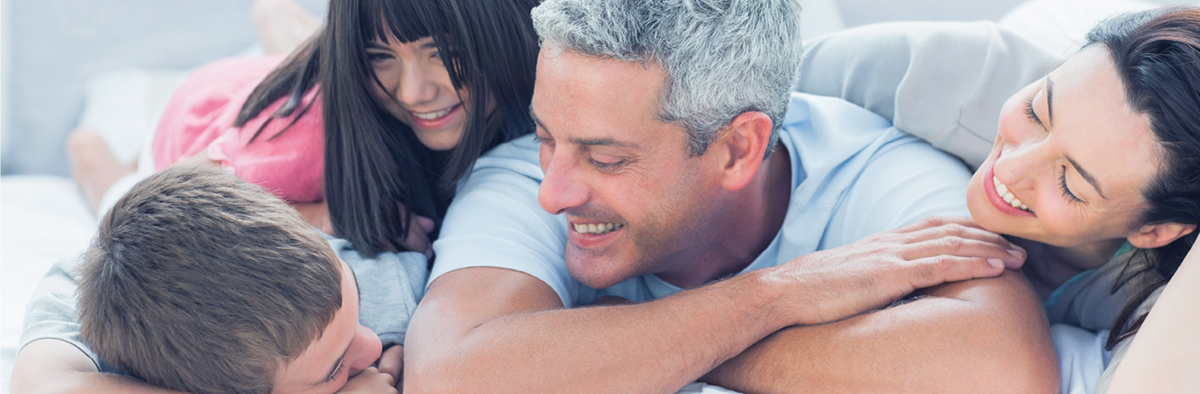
[565,251,635,290]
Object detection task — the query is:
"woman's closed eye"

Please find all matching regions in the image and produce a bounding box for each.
[1024,90,1047,130]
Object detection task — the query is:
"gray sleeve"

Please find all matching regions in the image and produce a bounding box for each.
[796,21,1062,168]
[328,236,428,347]
[18,257,102,370]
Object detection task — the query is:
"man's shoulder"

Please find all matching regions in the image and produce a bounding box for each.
[469,134,544,182]
[782,92,893,131]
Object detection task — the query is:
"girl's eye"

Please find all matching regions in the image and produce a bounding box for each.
[367,52,392,63]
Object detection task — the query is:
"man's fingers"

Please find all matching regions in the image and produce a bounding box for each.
[893,216,982,233]
[903,237,1025,268]
[903,255,1006,289]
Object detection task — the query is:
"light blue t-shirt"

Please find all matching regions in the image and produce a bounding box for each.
[429,93,972,307]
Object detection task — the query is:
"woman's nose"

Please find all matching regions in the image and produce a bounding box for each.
[397,63,439,106]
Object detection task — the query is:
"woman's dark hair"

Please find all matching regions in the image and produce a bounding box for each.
[233,0,539,257]
[1086,7,1200,349]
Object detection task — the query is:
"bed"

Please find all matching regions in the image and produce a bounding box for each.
[0,0,1175,392]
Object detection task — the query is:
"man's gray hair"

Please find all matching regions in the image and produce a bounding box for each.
[531,0,804,156]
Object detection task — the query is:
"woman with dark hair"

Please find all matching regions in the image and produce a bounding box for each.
[799,6,1200,393]
[71,0,540,258]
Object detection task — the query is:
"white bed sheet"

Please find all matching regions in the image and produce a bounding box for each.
[1,176,98,392]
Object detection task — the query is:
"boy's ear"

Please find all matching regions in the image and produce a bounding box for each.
[712,111,773,191]
[1127,222,1197,249]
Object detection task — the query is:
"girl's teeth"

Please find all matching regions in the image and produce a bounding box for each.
[412,105,456,120]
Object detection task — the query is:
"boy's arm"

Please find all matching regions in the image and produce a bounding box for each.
[12,339,185,394]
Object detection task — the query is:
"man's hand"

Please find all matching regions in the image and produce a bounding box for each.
[337,367,399,394]
[766,216,1026,326]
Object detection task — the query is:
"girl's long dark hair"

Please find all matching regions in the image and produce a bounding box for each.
[233,0,539,257]
[1086,7,1200,349]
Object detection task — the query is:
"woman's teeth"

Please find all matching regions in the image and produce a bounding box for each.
[993,176,1030,212]
[574,223,624,235]
[411,105,457,120]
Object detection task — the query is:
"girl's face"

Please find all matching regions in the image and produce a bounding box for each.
[366,36,471,151]
[967,46,1163,251]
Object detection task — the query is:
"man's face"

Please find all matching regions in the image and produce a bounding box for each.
[531,47,724,289]
[271,258,383,394]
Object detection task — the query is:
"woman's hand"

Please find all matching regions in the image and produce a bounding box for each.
[291,201,334,234]
[396,209,436,259]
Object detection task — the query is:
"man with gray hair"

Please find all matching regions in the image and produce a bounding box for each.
[405,0,1057,392]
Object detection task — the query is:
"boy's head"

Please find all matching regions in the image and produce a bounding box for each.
[78,165,381,394]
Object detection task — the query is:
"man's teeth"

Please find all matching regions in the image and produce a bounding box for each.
[412,105,456,120]
[993,176,1030,212]
[574,223,624,235]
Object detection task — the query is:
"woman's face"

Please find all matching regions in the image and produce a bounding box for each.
[366,36,474,151]
[967,45,1164,248]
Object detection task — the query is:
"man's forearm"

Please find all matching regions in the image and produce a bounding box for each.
[404,268,790,394]
[703,271,1059,393]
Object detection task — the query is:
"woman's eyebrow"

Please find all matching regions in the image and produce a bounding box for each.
[1067,156,1107,199]
[1046,78,1055,127]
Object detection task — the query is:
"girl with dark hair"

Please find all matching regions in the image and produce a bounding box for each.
[36,0,540,393]
[799,6,1200,393]
[71,0,540,258]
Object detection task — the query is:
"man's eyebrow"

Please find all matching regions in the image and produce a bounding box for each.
[1067,156,1107,200]
[1046,78,1055,127]
[530,108,547,133]
[567,137,640,150]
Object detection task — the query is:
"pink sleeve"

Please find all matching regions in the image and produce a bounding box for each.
[152,55,326,203]
[207,90,326,203]
[151,56,286,170]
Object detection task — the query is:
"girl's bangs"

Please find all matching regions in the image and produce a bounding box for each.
[363,0,444,44]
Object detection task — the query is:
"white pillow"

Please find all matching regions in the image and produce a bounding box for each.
[999,0,1157,56]
[76,69,189,164]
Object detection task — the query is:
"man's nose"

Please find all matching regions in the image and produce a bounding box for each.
[538,152,590,215]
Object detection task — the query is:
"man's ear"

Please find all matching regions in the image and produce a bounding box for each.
[711,111,773,191]
[1127,222,1197,249]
